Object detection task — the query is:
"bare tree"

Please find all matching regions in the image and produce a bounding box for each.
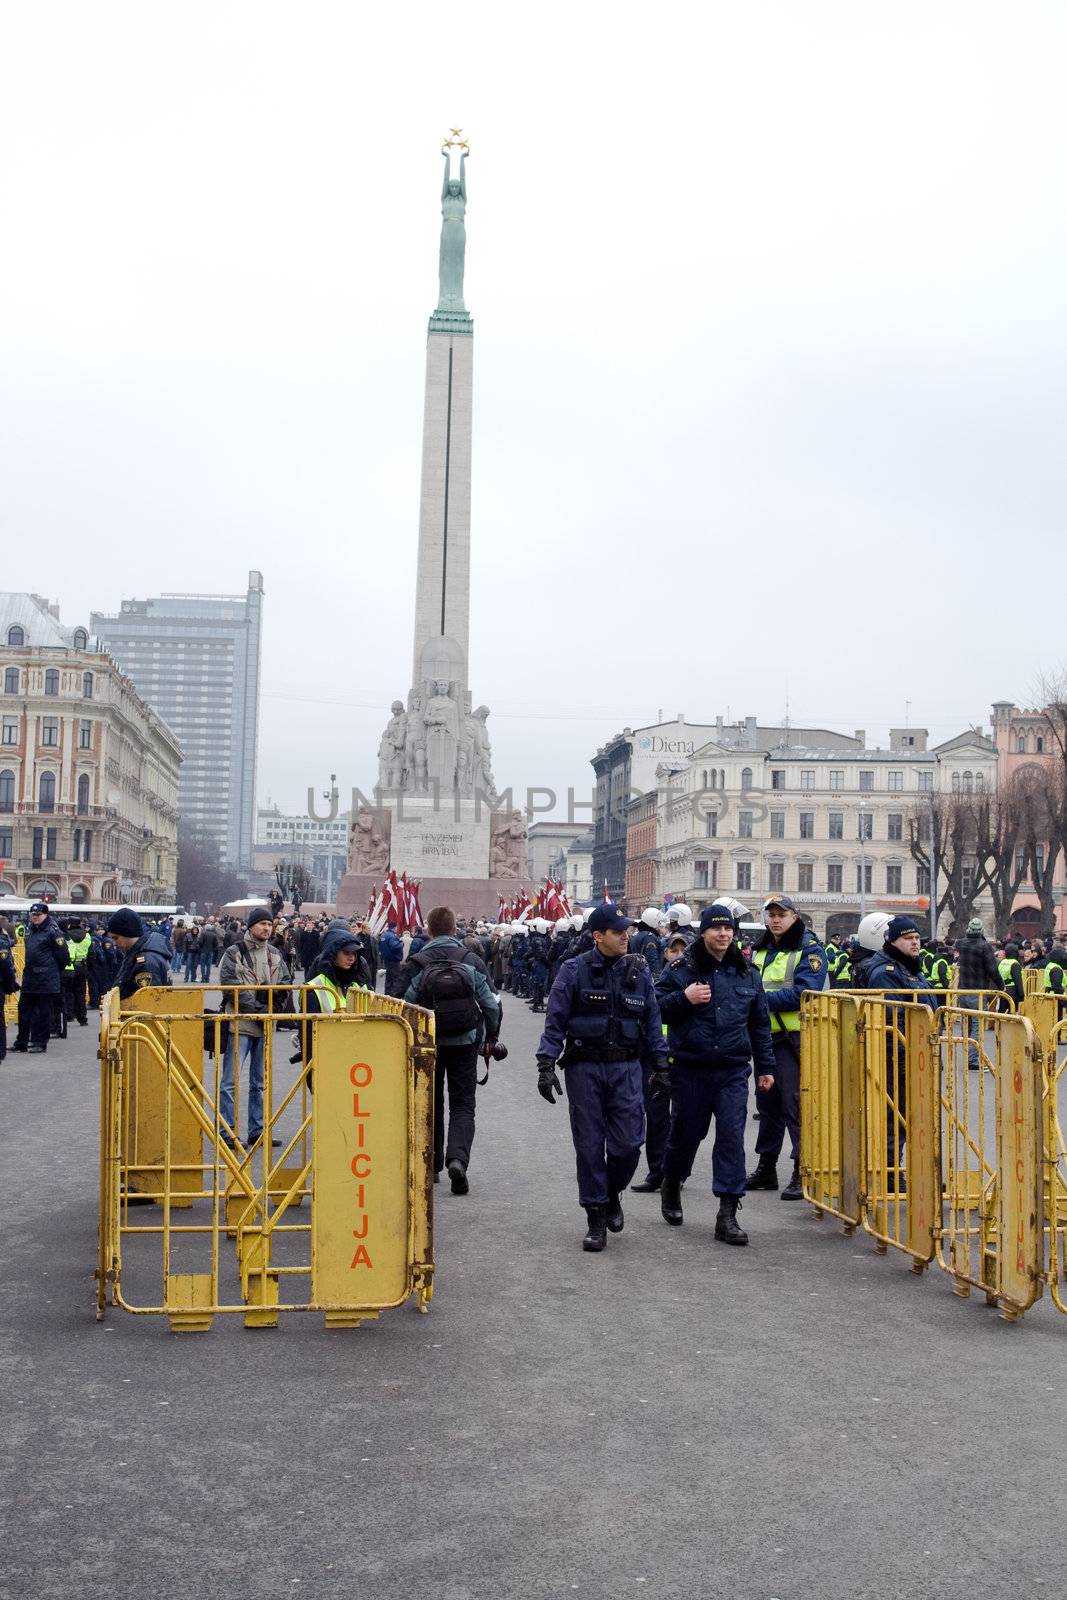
[274,859,313,908]
[971,776,1030,938]
[908,793,983,935]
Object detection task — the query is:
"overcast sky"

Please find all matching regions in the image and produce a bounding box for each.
[2,2,1065,820]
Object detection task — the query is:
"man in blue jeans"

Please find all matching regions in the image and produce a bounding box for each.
[217,907,291,1148]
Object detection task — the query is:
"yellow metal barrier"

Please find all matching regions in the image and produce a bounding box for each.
[5,934,23,1027]
[1023,966,1047,999]
[97,985,435,1333]
[800,992,1048,1323]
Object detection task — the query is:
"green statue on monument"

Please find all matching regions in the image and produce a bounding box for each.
[437,134,468,313]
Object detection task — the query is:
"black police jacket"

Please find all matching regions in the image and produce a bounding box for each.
[21,919,69,996]
[654,939,776,1075]
[537,949,666,1067]
[116,931,173,1000]
[630,927,664,979]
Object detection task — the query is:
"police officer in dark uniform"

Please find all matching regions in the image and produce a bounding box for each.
[654,902,776,1245]
[109,908,173,1000]
[527,920,551,1012]
[745,895,827,1201]
[536,904,667,1252]
[630,909,664,980]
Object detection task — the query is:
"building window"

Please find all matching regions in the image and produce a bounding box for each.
[918,770,933,792]
[41,718,59,748]
[917,864,931,895]
[828,811,843,840]
[740,767,753,792]
[962,865,975,895]
[7,626,24,647]
[801,770,814,789]
[3,669,17,695]
[693,861,709,889]
[32,827,43,868]
[705,811,717,838]
[1036,737,1044,754]
[44,669,59,696]
[1035,844,1045,874]
[1015,845,1026,876]
[975,772,985,791]
[952,771,961,792]
[1017,734,1027,753]
[45,827,56,861]
[859,812,873,841]
[771,769,785,790]
[768,862,785,891]
[0,771,12,812]
[736,862,752,892]
[856,863,872,894]
[798,862,814,893]
[859,770,874,792]
[800,812,814,840]
[79,720,92,750]
[738,810,753,839]
[0,827,11,857]
[886,864,902,894]
[73,828,81,862]
[963,771,974,793]
[1,718,16,746]
[83,830,92,862]
[770,811,785,839]
[83,672,93,699]
[39,771,56,812]
[888,771,903,791]
[73,628,88,650]
[829,770,843,790]
[888,812,903,842]
[77,773,90,814]
[827,863,842,893]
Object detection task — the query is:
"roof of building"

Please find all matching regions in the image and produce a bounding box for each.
[0,592,98,651]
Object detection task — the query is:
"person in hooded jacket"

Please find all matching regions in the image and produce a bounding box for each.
[654,903,775,1245]
[298,927,371,1078]
[12,902,68,1054]
[108,908,174,1000]
[863,915,937,1187]
[379,923,405,993]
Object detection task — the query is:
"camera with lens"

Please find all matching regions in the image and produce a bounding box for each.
[485,1040,509,1062]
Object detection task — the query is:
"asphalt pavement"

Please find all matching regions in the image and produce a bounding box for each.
[0,988,1064,1600]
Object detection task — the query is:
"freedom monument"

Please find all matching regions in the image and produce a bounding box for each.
[337,134,528,920]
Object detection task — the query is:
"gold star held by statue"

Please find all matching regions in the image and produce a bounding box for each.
[443,128,469,150]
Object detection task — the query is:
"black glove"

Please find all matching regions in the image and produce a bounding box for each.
[648,1065,671,1101]
[537,1062,563,1104]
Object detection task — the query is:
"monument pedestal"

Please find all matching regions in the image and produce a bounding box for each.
[336,871,521,924]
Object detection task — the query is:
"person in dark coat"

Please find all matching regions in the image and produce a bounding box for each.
[109,908,174,1000]
[954,917,1002,1068]
[0,929,19,1058]
[12,902,68,1053]
[379,924,404,993]
[654,903,776,1245]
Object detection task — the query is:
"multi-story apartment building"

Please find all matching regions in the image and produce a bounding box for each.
[91,572,263,870]
[0,594,180,903]
[593,714,863,899]
[990,699,1067,935]
[631,726,997,940]
[252,804,351,902]
[544,829,595,909]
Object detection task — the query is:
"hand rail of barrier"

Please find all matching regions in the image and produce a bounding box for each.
[97,983,436,1332]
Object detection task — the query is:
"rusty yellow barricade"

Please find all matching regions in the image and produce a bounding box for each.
[97,985,435,1333]
[1017,997,1067,1317]
[799,993,864,1232]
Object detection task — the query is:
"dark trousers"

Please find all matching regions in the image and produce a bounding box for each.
[639,1062,671,1180]
[434,1041,479,1173]
[529,974,546,1009]
[663,1062,750,1196]
[563,1057,644,1207]
[62,970,87,1026]
[16,992,55,1050]
[754,1033,801,1163]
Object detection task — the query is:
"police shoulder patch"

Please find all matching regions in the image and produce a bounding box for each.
[808,955,823,972]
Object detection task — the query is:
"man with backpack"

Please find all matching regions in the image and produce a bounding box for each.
[403,905,502,1195]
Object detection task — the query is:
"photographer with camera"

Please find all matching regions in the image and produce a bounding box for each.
[216,907,292,1151]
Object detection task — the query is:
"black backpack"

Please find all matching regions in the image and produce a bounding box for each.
[416,953,482,1036]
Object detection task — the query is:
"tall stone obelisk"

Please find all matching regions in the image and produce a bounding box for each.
[411,138,473,689]
[336,134,528,919]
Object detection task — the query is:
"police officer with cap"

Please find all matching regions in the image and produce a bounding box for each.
[536,903,667,1253]
[654,902,775,1243]
[109,908,173,1000]
[746,894,827,1201]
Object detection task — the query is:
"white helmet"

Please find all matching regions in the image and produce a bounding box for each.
[857,912,891,953]
[533,917,549,934]
[584,908,599,927]
[717,896,750,924]
[672,903,694,927]
[554,917,570,932]
[512,923,528,936]
[640,907,661,930]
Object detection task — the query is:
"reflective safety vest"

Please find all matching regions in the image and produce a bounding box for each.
[308,972,346,1012]
[67,934,92,970]
[998,957,1019,988]
[1043,962,1065,995]
[930,956,953,989]
[752,946,803,1034]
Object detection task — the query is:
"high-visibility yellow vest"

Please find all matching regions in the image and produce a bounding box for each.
[68,934,92,968]
[1043,962,1065,995]
[753,946,803,1034]
[998,957,1018,987]
[308,972,346,1012]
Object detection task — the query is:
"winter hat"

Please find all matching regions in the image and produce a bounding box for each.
[699,903,736,933]
[108,907,143,938]
[246,906,274,930]
[967,917,984,936]
[885,915,920,943]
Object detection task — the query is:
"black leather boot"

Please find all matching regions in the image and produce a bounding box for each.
[714,1195,748,1246]
[660,1177,683,1226]
[780,1162,803,1201]
[582,1206,607,1251]
[630,1173,661,1193]
[604,1193,624,1233]
[745,1158,778,1191]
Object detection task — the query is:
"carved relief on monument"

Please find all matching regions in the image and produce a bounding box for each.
[489,808,528,879]
[349,807,391,875]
